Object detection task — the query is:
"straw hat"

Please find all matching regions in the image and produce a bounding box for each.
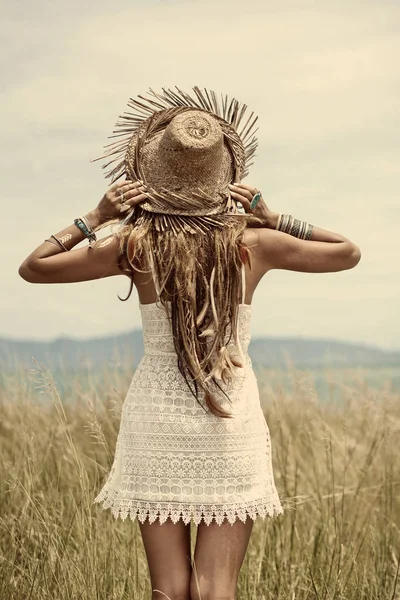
[92,86,259,226]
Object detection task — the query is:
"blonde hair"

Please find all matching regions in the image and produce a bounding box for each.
[116,206,263,419]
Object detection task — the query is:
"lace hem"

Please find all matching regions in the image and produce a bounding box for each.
[93,487,284,526]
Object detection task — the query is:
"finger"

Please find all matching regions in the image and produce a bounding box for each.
[115,184,141,200]
[110,179,141,193]
[118,180,143,194]
[119,193,146,212]
[123,185,147,199]
[230,190,251,205]
[123,192,148,207]
[229,185,254,201]
[232,182,257,192]
[230,183,258,198]
[109,180,130,192]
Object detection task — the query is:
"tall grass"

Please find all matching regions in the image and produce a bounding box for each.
[0,359,399,599]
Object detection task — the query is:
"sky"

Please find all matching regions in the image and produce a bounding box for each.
[1,0,399,350]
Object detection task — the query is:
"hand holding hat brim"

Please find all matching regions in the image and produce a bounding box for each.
[95,180,147,224]
[228,182,273,226]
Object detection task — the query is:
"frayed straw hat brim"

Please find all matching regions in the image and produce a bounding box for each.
[91,86,258,217]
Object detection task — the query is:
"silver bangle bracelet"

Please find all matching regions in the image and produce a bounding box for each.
[277,213,314,240]
[304,223,314,240]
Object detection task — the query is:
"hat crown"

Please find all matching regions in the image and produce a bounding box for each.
[159,110,223,155]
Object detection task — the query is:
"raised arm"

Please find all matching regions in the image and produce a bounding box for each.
[229,183,361,274]
[255,212,361,273]
[18,180,146,284]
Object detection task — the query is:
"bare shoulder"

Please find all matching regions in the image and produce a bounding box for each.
[240,227,269,279]
[245,227,361,274]
[93,233,132,277]
[241,227,261,249]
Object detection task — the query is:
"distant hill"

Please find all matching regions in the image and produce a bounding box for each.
[0,330,399,370]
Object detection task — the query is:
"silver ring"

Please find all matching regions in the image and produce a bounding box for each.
[119,190,126,204]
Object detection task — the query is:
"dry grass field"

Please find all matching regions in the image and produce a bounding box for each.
[0,360,399,599]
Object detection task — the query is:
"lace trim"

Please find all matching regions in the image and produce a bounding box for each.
[93,488,284,526]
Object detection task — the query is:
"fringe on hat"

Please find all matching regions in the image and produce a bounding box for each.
[91,85,258,185]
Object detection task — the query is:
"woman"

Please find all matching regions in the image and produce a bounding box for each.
[19,86,361,600]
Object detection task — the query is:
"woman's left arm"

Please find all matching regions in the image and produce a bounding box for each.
[18,179,146,284]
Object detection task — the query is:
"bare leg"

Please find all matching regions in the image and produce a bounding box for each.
[190,516,254,600]
[139,517,192,600]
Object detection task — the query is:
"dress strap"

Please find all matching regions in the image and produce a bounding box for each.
[241,262,246,304]
[233,262,247,365]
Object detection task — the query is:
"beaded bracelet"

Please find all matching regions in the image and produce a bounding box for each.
[74,216,97,248]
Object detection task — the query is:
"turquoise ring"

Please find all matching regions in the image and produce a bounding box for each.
[250,191,262,210]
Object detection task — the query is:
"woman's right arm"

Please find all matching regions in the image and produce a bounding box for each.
[229,183,361,274]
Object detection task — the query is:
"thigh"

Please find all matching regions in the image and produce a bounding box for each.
[139,517,192,599]
[191,516,254,599]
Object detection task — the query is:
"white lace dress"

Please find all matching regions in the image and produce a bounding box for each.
[94,264,284,526]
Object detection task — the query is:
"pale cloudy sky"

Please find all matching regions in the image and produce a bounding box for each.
[1,0,399,349]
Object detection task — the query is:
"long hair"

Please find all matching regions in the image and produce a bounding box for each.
[116,206,263,419]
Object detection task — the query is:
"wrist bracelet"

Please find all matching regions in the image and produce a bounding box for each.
[280,214,291,233]
[80,214,95,233]
[45,238,63,250]
[277,213,314,240]
[45,235,69,252]
[291,218,301,238]
[74,216,97,248]
[304,223,314,240]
